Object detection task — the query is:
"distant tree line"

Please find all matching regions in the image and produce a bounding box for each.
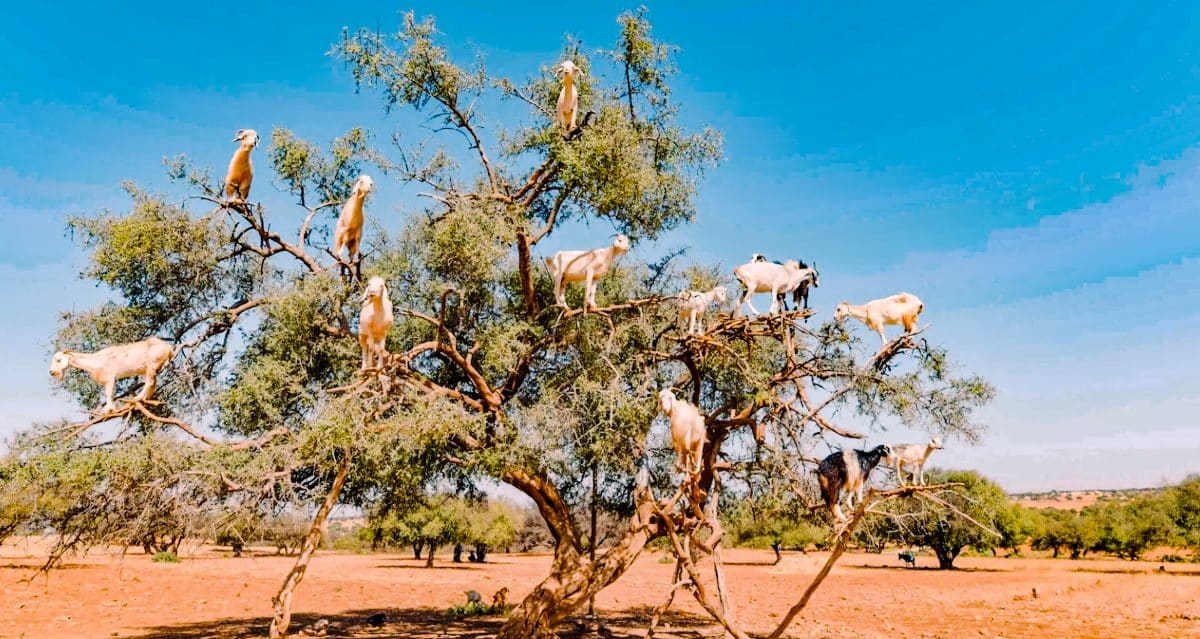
[721,471,1200,568]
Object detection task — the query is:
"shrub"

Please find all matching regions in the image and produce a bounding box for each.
[152,551,180,563]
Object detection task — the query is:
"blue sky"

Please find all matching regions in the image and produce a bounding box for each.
[2,2,1199,492]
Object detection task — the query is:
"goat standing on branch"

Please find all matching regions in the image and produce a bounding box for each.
[816,444,891,522]
[555,60,581,131]
[358,276,394,371]
[49,337,174,412]
[834,292,924,349]
[658,388,705,476]
[545,235,630,311]
[732,258,810,317]
[224,129,259,202]
[333,175,375,281]
[677,285,727,334]
[887,437,944,486]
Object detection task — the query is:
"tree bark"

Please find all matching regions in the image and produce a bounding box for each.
[268,453,352,639]
[425,545,435,568]
[496,480,657,639]
[934,546,959,570]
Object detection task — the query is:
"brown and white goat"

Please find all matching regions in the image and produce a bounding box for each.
[224,129,259,202]
[49,337,174,412]
[333,175,375,280]
[834,292,924,348]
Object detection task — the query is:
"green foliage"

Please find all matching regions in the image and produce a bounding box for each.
[1167,475,1200,550]
[152,550,180,563]
[723,499,825,551]
[1087,494,1173,560]
[1030,508,1099,559]
[878,470,1008,569]
[449,601,514,617]
[994,502,1036,556]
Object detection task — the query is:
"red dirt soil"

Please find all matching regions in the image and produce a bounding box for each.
[2,541,1199,639]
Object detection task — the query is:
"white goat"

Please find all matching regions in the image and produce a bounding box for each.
[834,292,925,348]
[732,258,810,316]
[224,129,258,202]
[49,337,174,412]
[544,234,630,310]
[555,60,581,130]
[333,175,375,280]
[887,437,943,486]
[358,276,394,370]
[658,388,705,475]
[677,286,728,334]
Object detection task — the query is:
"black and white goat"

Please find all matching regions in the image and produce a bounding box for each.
[775,260,820,312]
[817,444,891,522]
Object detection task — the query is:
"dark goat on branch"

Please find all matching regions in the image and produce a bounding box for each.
[817,444,891,522]
[775,260,819,313]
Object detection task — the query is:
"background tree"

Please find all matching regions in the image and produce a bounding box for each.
[884,470,1006,569]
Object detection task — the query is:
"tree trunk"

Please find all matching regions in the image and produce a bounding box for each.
[497,470,658,639]
[425,545,435,568]
[934,546,959,570]
[587,462,598,618]
[268,453,352,639]
[413,542,423,560]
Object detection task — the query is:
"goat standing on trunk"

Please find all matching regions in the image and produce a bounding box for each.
[49,337,174,412]
[358,277,394,371]
[658,388,705,476]
[817,444,891,522]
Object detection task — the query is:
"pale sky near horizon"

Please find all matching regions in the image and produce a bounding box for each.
[2,2,1199,493]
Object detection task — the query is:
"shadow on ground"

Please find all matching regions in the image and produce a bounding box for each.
[126,607,717,639]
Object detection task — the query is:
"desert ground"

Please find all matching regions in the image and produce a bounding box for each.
[2,541,1198,639]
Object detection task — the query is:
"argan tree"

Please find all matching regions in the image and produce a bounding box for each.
[3,9,993,639]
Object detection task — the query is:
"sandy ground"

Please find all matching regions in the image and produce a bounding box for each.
[2,542,1199,639]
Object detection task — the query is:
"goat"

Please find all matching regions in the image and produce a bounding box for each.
[555,60,581,130]
[358,277,394,370]
[224,129,258,202]
[887,436,943,486]
[732,258,807,316]
[898,551,917,568]
[49,337,174,412]
[816,444,891,522]
[834,292,925,349]
[658,388,705,475]
[544,235,630,311]
[775,261,820,312]
[333,175,375,281]
[678,285,728,334]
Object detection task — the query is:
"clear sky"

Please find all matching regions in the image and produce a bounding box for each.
[2,1,1199,492]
